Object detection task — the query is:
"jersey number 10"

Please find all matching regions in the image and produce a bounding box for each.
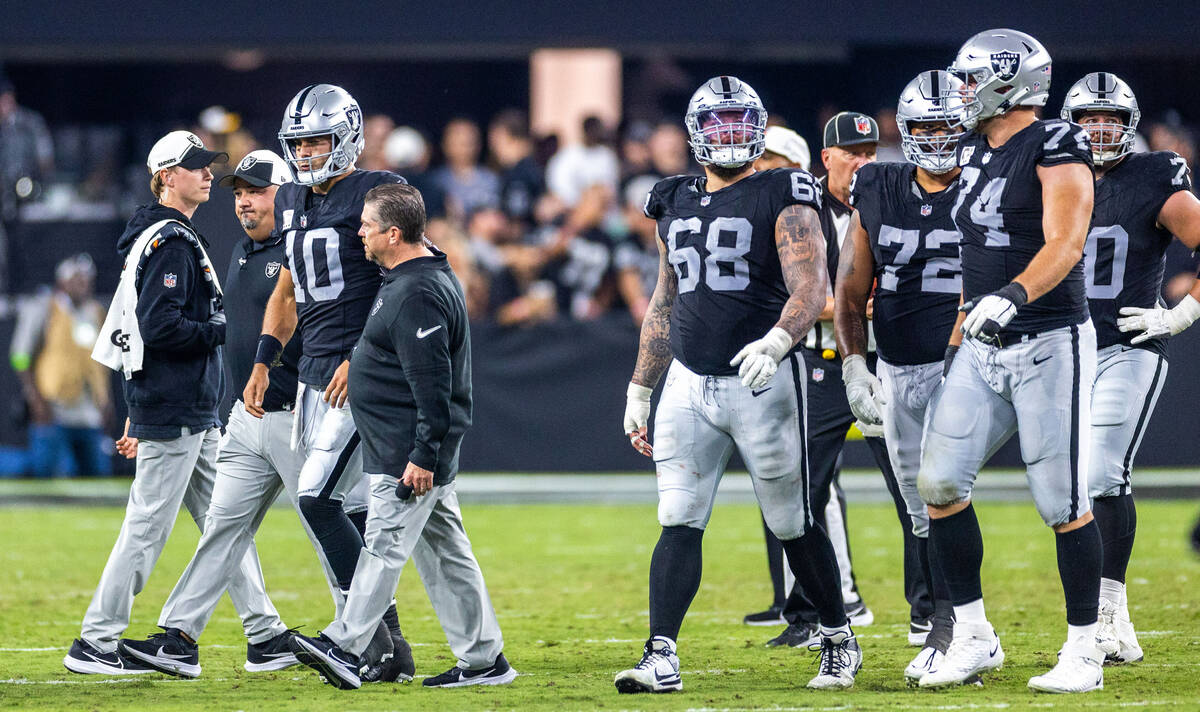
[286,228,346,303]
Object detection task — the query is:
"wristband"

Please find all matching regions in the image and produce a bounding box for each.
[254,334,284,367]
[997,282,1029,309]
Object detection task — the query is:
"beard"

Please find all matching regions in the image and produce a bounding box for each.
[707,162,752,181]
[239,214,260,231]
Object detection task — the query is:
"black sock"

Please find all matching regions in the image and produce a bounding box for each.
[928,503,983,606]
[762,516,786,608]
[648,526,704,642]
[298,495,366,589]
[1056,519,1103,625]
[1092,494,1136,583]
[348,509,369,539]
[382,603,402,637]
[924,535,955,651]
[780,526,847,628]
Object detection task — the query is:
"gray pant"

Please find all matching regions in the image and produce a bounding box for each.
[323,475,504,668]
[878,359,944,537]
[80,428,280,652]
[159,404,341,641]
[1089,345,1167,499]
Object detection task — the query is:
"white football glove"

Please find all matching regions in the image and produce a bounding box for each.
[729,327,793,389]
[960,283,1028,344]
[1118,295,1200,344]
[842,354,886,426]
[854,419,884,438]
[623,382,653,435]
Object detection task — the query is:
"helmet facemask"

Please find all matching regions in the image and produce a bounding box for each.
[280,127,355,186]
[686,107,766,168]
[1073,110,1136,165]
[900,120,964,174]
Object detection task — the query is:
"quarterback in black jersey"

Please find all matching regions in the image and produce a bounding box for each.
[835,70,966,685]
[616,76,861,693]
[1061,72,1200,667]
[243,84,409,678]
[916,30,1105,693]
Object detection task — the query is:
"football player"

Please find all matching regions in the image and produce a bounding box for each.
[916,30,1104,692]
[1061,72,1200,665]
[244,84,410,665]
[834,70,966,685]
[618,76,861,693]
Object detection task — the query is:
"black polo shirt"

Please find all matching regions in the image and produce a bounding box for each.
[224,233,301,412]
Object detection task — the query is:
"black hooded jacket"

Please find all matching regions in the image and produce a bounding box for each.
[116,203,225,438]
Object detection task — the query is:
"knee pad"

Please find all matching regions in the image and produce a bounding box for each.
[657,491,707,530]
[917,467,966,508]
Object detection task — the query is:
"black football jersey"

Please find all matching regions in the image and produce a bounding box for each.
[1088,151,1192,355]
[275,169,407,386]
[644,168,821,375]
[953,119,1093,338]
[851,162,962,365]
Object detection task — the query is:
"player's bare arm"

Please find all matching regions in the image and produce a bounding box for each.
[1157,187,1200,249]
[774,203,828,340]
[624,236,676,457]
[1117,186,1200,342]
[833,210,875,357]
[1015,162,1095,300]
[244,266,298,417]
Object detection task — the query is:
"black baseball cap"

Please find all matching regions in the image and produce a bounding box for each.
[823,112,880,148]
[217,150,292,188]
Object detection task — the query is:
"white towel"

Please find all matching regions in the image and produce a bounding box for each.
[92,219,223,379]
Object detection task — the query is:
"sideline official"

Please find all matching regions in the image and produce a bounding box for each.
[290,183,515,691]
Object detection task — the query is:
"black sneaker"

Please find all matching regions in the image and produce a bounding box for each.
[117,628,200,678]
[422,652,517,688]
[361,632,415,683]
[288,632,361,690]
[909,618,933,647]
[245,628,300,672]
[63,638,154,675]
[765,622,819,648]
[743,605,787,626]
[844,599,874,626]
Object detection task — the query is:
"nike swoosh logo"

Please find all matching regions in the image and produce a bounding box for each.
[258,651,295,659]
[990,642,1000,657]
[417,325,442,339]
[1032,354,1053,365]
[654,670,679,682]
[751,387,772,397]
[84,651,117,664]
[156,646,193,660]
[461,666,497,678]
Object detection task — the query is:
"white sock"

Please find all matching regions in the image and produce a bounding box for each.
[954,598,988,624]
[1099,577,1127,608]
[650,635,676,653]
[1068,622,1098,645]
[820,623,852,639]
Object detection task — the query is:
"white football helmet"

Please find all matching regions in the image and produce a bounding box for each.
[1060,72,1140,165]
[897,71,967,174]
[948,29,1052,130]
[278,84,364,185]
[684,76,767,168]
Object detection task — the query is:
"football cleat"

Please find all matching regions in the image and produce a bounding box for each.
[845,599,874,627]
[117,628,200,678]
[245,628,300,672]
[1028,640,1104,693]
[919,621,1004,688]
[765,622,819,648]
[806,630,862,690]
[1096,598,1143,664]
[743,605,787,627]
[423,652,517,688]
[904,646,945,687]
[614,637,681,694]
[289,632,362,690]
[361,631,415,683]
[64,638,154,676]
[908,618,932,647]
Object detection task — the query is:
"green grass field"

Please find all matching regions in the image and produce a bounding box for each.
[2,495,1199,711]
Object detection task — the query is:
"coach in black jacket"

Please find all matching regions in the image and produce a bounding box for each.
[289,183,515,691]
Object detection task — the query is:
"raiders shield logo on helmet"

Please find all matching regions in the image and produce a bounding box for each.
[265,261,282,278]
[990,51,1021,81]
[854,116,872,135]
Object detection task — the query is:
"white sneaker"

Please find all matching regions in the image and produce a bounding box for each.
[614,637,681,694]
[1097,598,1143,664]
[919,621,1003,688]
[806,630,862,690]
[1028,639,1104,693]
[904,646,944,687]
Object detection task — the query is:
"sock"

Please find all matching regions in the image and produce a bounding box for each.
[1092,494,1136,583]
[382,602,403,637]
[1068,622,1098,645]
[762,516,786,608]
[780,526,848,628]
[648,526,704,642]
[954,598,987,624]
[1056,519,1103,626]
[298,496,367,590]
[925,533,955,651]
[348,509,369,539]
[928,504,984,606]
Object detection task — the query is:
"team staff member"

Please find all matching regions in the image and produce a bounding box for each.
[67,132,279,674]
[290,183,515,691]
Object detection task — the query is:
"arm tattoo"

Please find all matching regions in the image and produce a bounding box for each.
[774,204,828,342]
[834,215,869,355]
[631,243,677,387]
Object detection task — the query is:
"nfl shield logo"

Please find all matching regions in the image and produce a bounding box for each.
[813,368,825,383]
[982,152,992,165]
[700,196,711,206]
[163,273,177,288]
[854,116,872,135]
[300,214,308,228]
[990,51,1021,81]
[921,204,932,216]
